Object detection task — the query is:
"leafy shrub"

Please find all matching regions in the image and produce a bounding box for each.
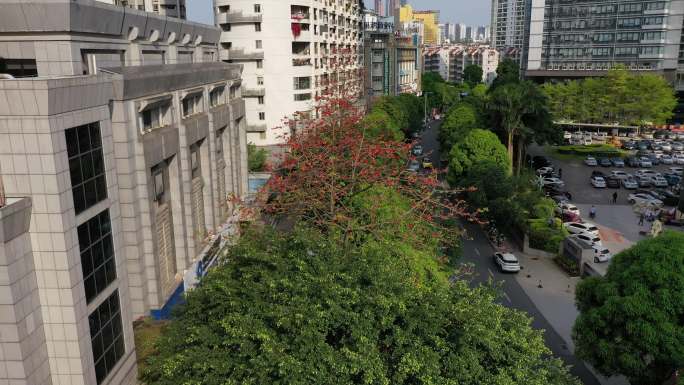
[247,143,268,172]
[528,218,568,253]
[555,144,624,157]
[554,255,579,276]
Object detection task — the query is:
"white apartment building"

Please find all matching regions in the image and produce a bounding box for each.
[215,0,364,148]
[424,44,500,85]
[0,1,248,384]
[490,0,529,67]
[99,0,187,19]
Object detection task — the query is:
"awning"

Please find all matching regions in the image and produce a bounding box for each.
[138,94,173,112]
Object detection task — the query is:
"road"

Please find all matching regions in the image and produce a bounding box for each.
[421,120,601,385]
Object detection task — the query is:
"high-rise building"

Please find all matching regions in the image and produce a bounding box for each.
[490,0,529,67]
[385,0,397,18]
[400,5,440,45]
[375,0,385,17]
[215,0,364,148]
[526,0,684,86]
[455,23,467,42]
[465,26,473,41]
[424,45,500,85]
[98,0,187,19]
[476,25,488,42]
[440,22,457,43]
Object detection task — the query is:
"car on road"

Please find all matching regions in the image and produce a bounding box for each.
[599,157,612,167]
[407,160,420,173]
[650,175,669,188]
[611,158,625,167]
[628,193,663,207]
[571,233,603,247]
[422,159,433,170]
[563,222,600,237]
[542,177,565,188]
[606,176,620,188]
[592,246,612,263]
[591,176,607,188]
[669,167,683,176]
[639,157,653,167]
[493,252,521,273]
[555,203,581,217]
[584,156,598,166]
[609,170,630,180]
[412,145,423,156]
[622,177,638,189]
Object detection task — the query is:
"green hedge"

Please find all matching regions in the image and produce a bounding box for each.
[528,218,568,254]
[555,144,624,158]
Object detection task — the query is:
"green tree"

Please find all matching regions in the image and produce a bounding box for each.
[463,64,484,87]
[573,231,684,385]
[360,109,403,140]
[395,93,424,134]
[447,129,510,183]
[371,96,409,132]
[439,102,480,151]
[490,58,520,90]
[142,227,580,385]
[247,143,267,172]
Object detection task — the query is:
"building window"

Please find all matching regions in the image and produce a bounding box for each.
[256,60,263,69]
[229,85,238,99]
[89,290,125,385]
[255,23,261,32]
[256,40,263,49]
[259,112,265,120]
[258,96,264,104]
[257,76,264,85]
[190,144,201,179]
[293,76,311,90]
[210,86,225,107]
[0,58,38,78]
[141,104,169,131]
[66,122,107,215]
[294,93,312,101]
[254,4,261,13]
[222,24,231,32]
[78,210,116,303]
[182,93,203,117]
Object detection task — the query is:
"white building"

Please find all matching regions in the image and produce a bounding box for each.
[215,0,364,148]
[97,0,187,19]
[490,0,529,66]
[424,44,500,85]
[0,1,248,384]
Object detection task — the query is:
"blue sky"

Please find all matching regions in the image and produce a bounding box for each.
[187,0,491,26]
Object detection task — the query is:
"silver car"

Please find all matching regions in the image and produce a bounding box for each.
[493,252,521,273]
[622,177,638,189]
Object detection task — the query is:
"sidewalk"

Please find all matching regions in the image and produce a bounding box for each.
[515,252,629,385]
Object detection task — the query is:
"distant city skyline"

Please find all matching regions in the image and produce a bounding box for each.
[364,0,491,25]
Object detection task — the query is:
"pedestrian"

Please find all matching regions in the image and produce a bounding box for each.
[612,191,618,204]
[558,168,562,178]
[566,191,572,200]
[639,212,645,226]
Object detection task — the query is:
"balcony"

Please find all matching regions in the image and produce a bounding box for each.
[228,48,264,60]
[247,124,267,133]
[217,11,263,24]
[293,58,312,66]
[242,88,265,97]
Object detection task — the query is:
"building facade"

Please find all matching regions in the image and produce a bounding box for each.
[526,0,684,85]
[214,0,364,148]
[424,44,500,85]
[490,0,530,66]
[0,1,248,384]
[400,5,441,45]
[374,0,384,16]
[99,0,187,19]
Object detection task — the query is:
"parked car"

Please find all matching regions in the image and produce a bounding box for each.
[626,156,640,167]
[591,170,606,179]
[622,177,638,189]
[592,246,612,263]
[591,176,607,188]
[638,142,649,151]
[412,145,423,156]
[556,202,581,216]
[639,157,653,167]
[672,142,684,152]
[407,160,420,173]
[636,176,652,187]
[611,157,625,167]
[628,193,663,207]
[536,166,554,176]
[623,141,637,150]
[661,154,674,165]
[532,155,552,169]
[493,252,521,273]
[542,177,565,188]
[571,233,603,247]
[650,175,669,188]
[674,154,684,165]
[669,167,684,176]
[584,156,598,166]
[422,159,433,170]
[610,170,630,180]
[599,157,612,167]
[661,143,673,152]
[606,176,620,188]
[652,189,680,206]
[551,195,569,204]
[664,173,682,186]
[647,154,661,165]
[636,169,658,178]
[563,222,600,237]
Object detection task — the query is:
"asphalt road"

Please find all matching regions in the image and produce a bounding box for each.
[421,121,601,385]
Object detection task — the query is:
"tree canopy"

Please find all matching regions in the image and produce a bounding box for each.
[463,64,484,87]
[490,58,520,91]
[447,129,510,182]
[439,102,481,152]
[573,231,684,385]
[542,66,676,126]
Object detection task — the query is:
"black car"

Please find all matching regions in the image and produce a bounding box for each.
[532,155,551,169]
[623,141,637,150]
[545,186,571,199]
[606,176,620,188]
[652,188,679,206]
[647,154,661,165]
[591,170,606,178]
[626,156,640,167]
[599,157,612,167]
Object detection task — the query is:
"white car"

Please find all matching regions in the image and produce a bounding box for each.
[669,167,683,176]
[609,170,630,180]
[555,203,581,217]
[584,156,598,166]
[628,193,664,207]
[563,222,600,237]
[635,169,658,178]
[661,155,675,165]
[542,177,565,188]
[571,233,603,247]
[493,252,521,273]
[650,175,669,187]
[622,177,638,189]
[592,246,612,263]
[591,176,606,188]
[675,155,684,165]
[661,143,672,152]
[639,158,653,167]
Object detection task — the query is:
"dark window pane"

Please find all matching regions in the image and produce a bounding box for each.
[69,158,82,186]
[88,290,123,384]
[89,215,102,240]
[81,248,94,276]
[95,176,107,203]
[81,153,95,180]
[94,267,107,296]
[77,124,91,153]
[84,180,98,208]
[66,122,106,213]
[77,223,90,250]
[95,359,106,384]
[104,258,116,284]
[102,237,113,259]
[77,210,115,303]
[66,128,79,157]
[89,123,102,148]
[92,152,104,175]
[84,277,96,302]
[73,186,85,214]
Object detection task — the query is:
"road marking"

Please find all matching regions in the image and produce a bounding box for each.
[503,292,512,303]
[474,248,480,256]
[487,268,494,278]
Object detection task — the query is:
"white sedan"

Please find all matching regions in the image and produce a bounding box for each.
[669,167,683,176]
[650,175,669,187]
[591,176,606,188]
[493,252,521,273]
[609,170,630,180]
[563,222,600,237]
[542,177,565,188]
[592,246,612,263]
[628,193,664,207]
[571,233,603,247]
[584,156,598,166]
[555,203,581,217]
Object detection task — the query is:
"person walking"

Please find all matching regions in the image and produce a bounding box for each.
[558,168,562,178]
[639,212,645,226]
[612,191,618,204]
